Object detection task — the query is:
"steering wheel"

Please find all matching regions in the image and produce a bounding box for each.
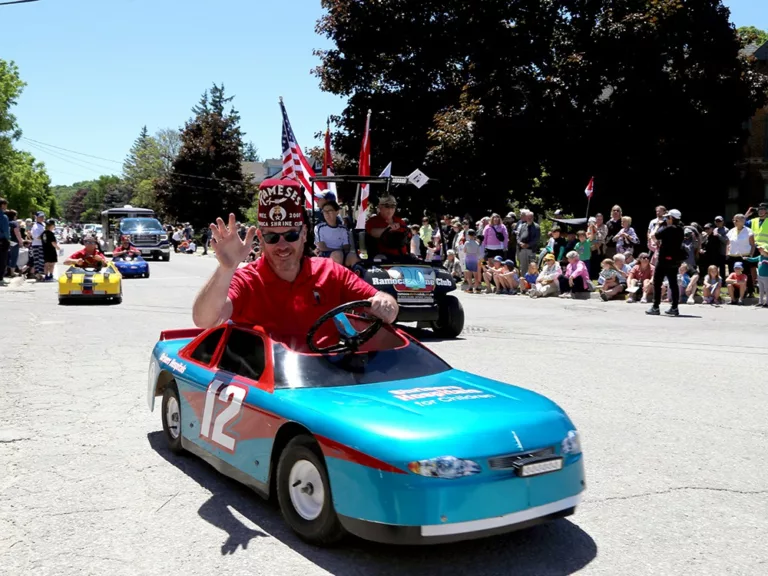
[307,301,383,355]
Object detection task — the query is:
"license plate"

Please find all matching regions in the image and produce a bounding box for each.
[516,457,563,477]
[397,293,434,304]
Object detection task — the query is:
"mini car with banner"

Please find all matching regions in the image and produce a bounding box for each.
[112,254,150,278]
[58,262,123,304]
[147,301,584,546]
[362,263,464,338]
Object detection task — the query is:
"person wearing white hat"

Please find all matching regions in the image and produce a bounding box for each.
[646,209,684,316]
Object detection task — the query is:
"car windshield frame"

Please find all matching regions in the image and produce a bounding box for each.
[271,336,451,390]
[120,218,164,233]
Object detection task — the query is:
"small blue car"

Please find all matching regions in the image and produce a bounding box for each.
[147,301,585,546]
[113,254,149,278]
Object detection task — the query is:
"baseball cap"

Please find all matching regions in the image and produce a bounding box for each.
[503,259,515,268]
[506,212,516,219]
[378,195,397,207]
[543,253,556,262]
[664,209,682,220]
[494,255,503,262]
[35,211,45,218]
[257,179,305,229]
[758,202,768,210]
[715,216,724,222]
[734,262,744,269]
[316,190,337,202]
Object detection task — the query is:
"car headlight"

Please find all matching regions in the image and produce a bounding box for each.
[160,234,168,240]
[407,456,481,479]
[562,430,582,455]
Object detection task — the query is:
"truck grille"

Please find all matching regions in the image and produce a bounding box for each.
[132,234,159,246]
[488,447,555,470]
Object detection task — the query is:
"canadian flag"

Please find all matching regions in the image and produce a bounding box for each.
[584,177,594,199]
[355,110,372,230]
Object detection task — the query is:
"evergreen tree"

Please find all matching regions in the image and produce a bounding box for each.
[242,141,260,162]
[156,84,253,228]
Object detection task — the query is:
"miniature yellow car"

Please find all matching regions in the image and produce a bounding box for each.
[58,262,123,304]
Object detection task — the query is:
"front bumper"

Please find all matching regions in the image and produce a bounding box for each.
[339,494,580,545]
[396,304,440,322]
[59,292,117,300]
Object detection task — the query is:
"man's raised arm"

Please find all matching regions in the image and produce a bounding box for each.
[192,214,255,328]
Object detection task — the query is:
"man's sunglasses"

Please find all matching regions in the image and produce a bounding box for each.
[262,230,301,244]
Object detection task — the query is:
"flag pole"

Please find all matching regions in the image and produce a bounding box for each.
[585,196,591,221]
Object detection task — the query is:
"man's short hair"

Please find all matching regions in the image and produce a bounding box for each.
[0,197,7,206]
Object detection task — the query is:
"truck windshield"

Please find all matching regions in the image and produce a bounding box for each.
[121,218,164,233]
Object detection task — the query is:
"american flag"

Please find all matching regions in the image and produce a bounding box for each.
[280,98,322,208]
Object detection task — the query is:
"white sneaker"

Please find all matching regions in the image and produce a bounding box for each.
[639,297,648,304]
[626,298,635,304]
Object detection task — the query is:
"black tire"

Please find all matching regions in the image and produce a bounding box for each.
[161,380,184,455]
[432,294,465,338]
[113,290,123,304]
[145,269,150,278]
[162,253,170,262]
[276,435,345,546]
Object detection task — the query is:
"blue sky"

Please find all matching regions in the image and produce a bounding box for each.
[2,0,766,185]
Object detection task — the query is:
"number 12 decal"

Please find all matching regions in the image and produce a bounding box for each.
[200,380,247,451]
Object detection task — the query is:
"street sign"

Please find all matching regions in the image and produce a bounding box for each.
[408,169,430,189]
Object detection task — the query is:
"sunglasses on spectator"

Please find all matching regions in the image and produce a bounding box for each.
[261,230,301,244]
[322,208,337,213]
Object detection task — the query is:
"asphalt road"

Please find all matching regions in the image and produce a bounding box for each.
[1,246,766,576]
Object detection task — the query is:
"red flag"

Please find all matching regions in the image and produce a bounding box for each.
[322,121,338,199]
[584,177,594,199]
[356,110,372,229]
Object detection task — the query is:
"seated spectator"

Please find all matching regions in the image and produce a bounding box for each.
[679,261,699,304]
[483,255,504,294]
[530,254,560,298]
[726,262,748,305]
[558,251,590,298]
[624,251,637,270]
[702,264,723,305]
[315,200,358,267]
[613,216,639,255]
[626,253,654,304]
[598,258,625,301]
[613,253,632,279]
[521,262,538,294]
[495,259,520,294]
[184,241,197,254]
[443,249,462,282]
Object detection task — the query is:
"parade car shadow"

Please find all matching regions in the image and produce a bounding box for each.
[148,432,597,575]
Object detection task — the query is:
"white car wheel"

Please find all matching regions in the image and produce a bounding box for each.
[288,459,325,521]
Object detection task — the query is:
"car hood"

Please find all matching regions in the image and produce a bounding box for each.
[274,369,574,462]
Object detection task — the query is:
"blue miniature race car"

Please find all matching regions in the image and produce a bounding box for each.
[113,254,149,278]
[147,301,585,546]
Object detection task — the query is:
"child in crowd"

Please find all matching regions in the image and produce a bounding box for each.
[41,219,60,282]
[575,230,592,276]
[745,246,768,307]
[495,260,520,294]
[598,258,624,301]
[521,262,539,294]
[410,224,423,258]
[726,262,748,305]
[613,216,640,255]
[426,241,436,262]
[702,265,723,305]
[462,230,482,293]
[677,262,692,303]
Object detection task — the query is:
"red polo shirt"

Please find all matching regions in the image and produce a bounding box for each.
[365,215,409,256]
[228,256,378,341]
[69,248,108,266]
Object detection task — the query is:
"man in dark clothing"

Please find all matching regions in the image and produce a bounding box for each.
[516,210,540,273]
[504,212,517,262]
[0,198,10,285]
[647,209,685,317]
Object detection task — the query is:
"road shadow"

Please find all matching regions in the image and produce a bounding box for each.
[398,325,467,343]
[148,432,597,575]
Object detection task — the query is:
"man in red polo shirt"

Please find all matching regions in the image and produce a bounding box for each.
[64,235,108,268]
[192,179,398,339]
[113,235,141,258]
[365,195,410,258]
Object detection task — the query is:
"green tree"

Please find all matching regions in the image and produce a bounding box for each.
[156,84,254,228]
[0,59,25,164]
[242,141,260,162]
[64,188,88,223]
[737,26,768,47]
[316,0,768,222]
[0,150,52,218]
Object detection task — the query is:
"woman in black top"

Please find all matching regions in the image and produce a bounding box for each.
[41,219,60,282]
